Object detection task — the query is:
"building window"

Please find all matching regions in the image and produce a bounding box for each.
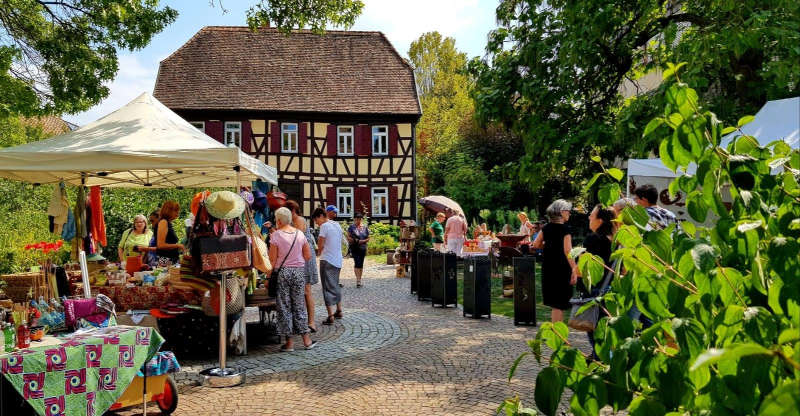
[337,187,353,217]
[372,125,388,155]
[337,126,354,155]
[190,121,205,132]
[281,123,298,153]
[224,122,241,147]
[371,187,389,217]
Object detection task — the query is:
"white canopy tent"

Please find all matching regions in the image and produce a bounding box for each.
[626,97,799,219]
[0,92,278,188]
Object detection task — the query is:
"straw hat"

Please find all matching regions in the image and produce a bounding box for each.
[205,191,246,220]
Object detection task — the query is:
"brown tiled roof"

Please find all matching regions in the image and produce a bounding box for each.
[153,26,421,116]
[21,116,71,136]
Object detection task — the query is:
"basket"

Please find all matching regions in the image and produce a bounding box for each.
[0,272,42,303]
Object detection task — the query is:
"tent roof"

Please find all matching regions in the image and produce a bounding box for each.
[0,92,277,188]
[628,96,799,178]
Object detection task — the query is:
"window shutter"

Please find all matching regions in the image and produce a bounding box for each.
[270,122,280,154]
[354,124,363,156]
[206,121,223,143]
[389,124,399,155]
[357,186,370,216]
[241,120,252,153]
[326,125,337,156]
[355,125,370,156]
[389,186,399,217]
[326,187,336,207]
[298,122,308,154]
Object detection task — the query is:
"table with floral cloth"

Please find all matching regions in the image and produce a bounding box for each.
[91,286,203,311]
[0,326,163,416]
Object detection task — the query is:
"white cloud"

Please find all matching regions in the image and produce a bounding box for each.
[64,54,159,127]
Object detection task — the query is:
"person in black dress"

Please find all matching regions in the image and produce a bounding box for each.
[573,204,616,359]
[152,200,184,265]
[532,199,577,322]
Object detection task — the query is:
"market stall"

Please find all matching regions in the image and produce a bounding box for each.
[0,92,278,410]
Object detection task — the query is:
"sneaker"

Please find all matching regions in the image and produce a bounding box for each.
[304,341,318,350]
[280,345,294,352]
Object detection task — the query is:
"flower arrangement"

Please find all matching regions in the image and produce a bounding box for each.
[20,240,65,302]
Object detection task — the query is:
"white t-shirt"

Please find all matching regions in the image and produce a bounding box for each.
[319,220,343,268]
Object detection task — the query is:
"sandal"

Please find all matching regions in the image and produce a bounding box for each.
[322,316,335,325]
[333,311,343,319]
[308,325,317,333]
[356,282,362,288]
[280,344,294,352]
[304,341,318,350]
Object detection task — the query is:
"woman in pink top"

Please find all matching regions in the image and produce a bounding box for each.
[268,207,316,352]
[444,211,468,256]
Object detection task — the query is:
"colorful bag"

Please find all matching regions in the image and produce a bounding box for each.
[191,203,252,273]
[243,206,272,274]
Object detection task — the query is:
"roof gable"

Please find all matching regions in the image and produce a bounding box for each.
[154,26,421,116]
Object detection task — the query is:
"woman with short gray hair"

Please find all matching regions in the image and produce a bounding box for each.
[268,207,316,351]
[532,199,577,322]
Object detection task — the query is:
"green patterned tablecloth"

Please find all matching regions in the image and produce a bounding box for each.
[1,326,163,416]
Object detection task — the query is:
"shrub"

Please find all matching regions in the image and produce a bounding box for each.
[367,234,397,255]
[368,222,400,240]
[505,71,800,415]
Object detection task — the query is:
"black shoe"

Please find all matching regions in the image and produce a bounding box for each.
[322,316,335,325]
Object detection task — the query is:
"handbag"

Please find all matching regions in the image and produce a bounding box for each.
[244,206,272,274]
[203,276,245,316]
[268,231,299,297]
[568,260,617,332]
[191,203,252,273]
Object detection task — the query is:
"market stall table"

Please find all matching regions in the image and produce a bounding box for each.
[92,285,203,312]
[0,325,163,416]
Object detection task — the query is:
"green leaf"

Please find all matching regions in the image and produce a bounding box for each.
[690,343,772,371]
[686,191,709,223]
[722,126,737,135]
[628,396,666,416]
[591,155,602,163]
[778,328,800,345]
[616,225,642,248]
[691,243,718,273]
[644,229,672,263]
[578,253,605,291]
[508,352,529,381]
[570,375,607,416]
[758,380,800,416]
[534,367,563,416]
[585,172,603,189]
[643,118,664,138]
[597,183,621,206]
[607,168,624,182]
[737,115,755,128]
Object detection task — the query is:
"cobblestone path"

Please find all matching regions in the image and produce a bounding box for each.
[124,258,590,415]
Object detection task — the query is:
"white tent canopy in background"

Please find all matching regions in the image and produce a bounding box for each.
[628,96,800,178]
[0,92,277,188]
[626,96,799,222]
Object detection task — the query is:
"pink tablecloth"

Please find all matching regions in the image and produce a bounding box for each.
[91,285,203,311]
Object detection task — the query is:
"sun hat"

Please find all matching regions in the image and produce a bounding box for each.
[205,191,246,220]
[326,205,339,214]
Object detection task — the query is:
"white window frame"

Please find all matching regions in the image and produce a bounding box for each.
[371,125,388,155]
[224,122,241,147]
[337,187,353,218]
[281,122,298,153]
[189,121,205,132]
[371,187,389,217]
[337,125,354,156]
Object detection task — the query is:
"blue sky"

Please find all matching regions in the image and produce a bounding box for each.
[65,0,499,126]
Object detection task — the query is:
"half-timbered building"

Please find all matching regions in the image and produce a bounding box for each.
[153,26,421,223]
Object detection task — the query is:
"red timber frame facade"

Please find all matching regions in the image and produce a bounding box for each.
[176,110,418,225]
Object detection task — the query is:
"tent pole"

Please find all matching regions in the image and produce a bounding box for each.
[234,166,241,192]
[626,175,631,198]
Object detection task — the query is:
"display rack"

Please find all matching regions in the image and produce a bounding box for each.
[397,220,417,266]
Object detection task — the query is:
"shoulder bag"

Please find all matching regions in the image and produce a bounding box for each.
[268,231,299,298]
[567,260,617,332]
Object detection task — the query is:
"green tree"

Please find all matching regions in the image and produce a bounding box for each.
[245,0,363,34]
[503,72,800,415]
[0,0,177,117]
[469,0,800,192]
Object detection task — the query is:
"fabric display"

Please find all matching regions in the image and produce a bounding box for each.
[0,326,163,416]
[137,350,180,377]
[46,183,70,235]
[92,286,203,312]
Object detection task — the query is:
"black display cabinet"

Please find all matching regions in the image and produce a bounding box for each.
[513,256,537,326]
[416,249,433,301]
[410,247,418,295]
[431,251,458,308]
[463,255,491,318]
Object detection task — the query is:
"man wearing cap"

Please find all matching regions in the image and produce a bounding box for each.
[313,207,344,325]
[326,205,338,220]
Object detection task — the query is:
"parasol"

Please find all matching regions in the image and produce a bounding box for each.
[419,195,464,217]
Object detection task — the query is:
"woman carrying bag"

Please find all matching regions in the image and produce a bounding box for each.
[269,207,317,352]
